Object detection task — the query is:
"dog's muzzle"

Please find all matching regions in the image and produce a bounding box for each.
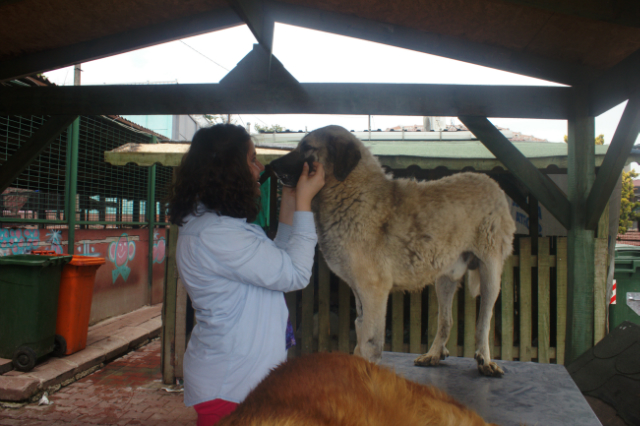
[270,151,314,187]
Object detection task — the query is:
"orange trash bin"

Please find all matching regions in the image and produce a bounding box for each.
[53,256,106,356]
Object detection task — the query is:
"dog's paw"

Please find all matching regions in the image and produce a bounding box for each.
[414,348,448,367]
[474,352,504,377]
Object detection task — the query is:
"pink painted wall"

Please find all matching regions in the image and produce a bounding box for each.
[0,227,166,325]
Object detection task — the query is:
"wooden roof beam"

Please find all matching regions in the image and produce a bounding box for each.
[0,115,77,193]
[0,83,571,118]
[0,7,243,82]
[459,115,571,229]
[269,1,594,86]
[230,0,275,55]
[585,94,640,230]
[589,48,640,117]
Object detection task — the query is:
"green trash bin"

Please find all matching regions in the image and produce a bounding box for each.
[0,254,72,371]
[610,246,640,330]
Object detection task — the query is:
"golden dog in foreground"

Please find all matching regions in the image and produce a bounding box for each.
[218,352,498,426]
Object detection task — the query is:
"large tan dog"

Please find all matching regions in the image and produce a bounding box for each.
[218,352,498,426]
[270,125,516,376]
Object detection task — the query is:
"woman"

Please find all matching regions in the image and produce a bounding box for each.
[167,124,324,426]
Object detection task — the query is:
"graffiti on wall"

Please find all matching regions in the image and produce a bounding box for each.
[0,229,40,256]
[77,242,101,257]
[108,233,136,283]
[153,232,166,264]
[46,230,64,254]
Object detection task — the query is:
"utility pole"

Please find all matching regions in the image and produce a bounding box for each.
[227,114,231,123]
[368,115,372,141]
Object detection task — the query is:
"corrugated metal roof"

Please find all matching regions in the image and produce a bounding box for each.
[104,140,640,171]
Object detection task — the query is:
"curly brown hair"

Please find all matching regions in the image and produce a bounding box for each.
[167,124,259,225]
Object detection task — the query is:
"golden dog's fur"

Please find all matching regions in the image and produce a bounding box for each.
[271,126,516,376]
[218,352,498,426]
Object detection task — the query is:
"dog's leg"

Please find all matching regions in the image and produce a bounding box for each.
[414,276,458,367]
[353,286,390,363]
[474,258,504,377]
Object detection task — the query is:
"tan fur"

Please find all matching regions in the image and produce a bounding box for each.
[278,125,516,376]
[218,352,499,426]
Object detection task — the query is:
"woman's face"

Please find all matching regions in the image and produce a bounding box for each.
[246,139,265,196]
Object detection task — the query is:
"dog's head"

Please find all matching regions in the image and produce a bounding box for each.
[270,125,362,187]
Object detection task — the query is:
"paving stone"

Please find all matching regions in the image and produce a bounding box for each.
[22,358,77,389]
[0,376,40,402]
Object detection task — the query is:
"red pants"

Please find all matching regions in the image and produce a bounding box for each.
[194,399,238,426]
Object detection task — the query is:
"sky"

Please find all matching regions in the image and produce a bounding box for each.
[43,23,634,165]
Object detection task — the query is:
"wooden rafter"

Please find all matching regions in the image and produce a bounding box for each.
[230,0,274,54]
[459,116,571,230]
[269,1,594,86]
[589,48,640,117]
[585,94,640,230]
[0,115,78,193]
[0,83,571,118]
[0,7,243,82]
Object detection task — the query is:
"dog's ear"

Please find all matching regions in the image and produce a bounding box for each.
[326,136,361,181]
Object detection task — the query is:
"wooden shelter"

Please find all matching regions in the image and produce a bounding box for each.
[2,0,640,374]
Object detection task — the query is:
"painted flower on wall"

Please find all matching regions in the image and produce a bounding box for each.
[153,232,166,264]
[108,233,136,283]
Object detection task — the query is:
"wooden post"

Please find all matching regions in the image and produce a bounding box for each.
[538,238,551,363]
[409,291,422,354]
[566,88,596,364]
[446,291,459,357]
[463,273,477,358]
[556,237,568,365]
[501,257,515,361]
[427,287,438,349]
[162,222,179,384]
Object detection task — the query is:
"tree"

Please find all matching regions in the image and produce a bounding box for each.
[619,170,640,235]
[255,124,286,133]
[563,133,605,144]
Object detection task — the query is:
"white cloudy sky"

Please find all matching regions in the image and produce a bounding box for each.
[44,23,632,150]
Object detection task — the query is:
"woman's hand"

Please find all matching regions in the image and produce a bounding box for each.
[296,162,325,212]
[279,186,296,226]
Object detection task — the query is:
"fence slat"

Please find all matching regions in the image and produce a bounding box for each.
[409,291,422,354]
[594,238,608,345]
[557,237,568,365]
[519,237,532,362]
[318,252,331,352]
[338,279,351,353]
[427,286,438,349]
[392,292,404,352]
[447,290,459,356]
[538,238,551,363]
[501,256,515,361]
[463,273,476,358]
[301,267,315,354]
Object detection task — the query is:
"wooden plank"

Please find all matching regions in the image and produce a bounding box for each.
[446,291,459,357]
[501,256,515,361]
[594,238,609,345]
[162,224,179,384]
[392,292,404,352]
[0,115,77,193]
[585,94,640,230]
[427,286,438,349]
[519,238,533,362]
[538,238,551,364]
[0,8,243,82]
[317,253,331,352]
[285,291,297,359]
[409,291,422,354]
[463,273,477,358]
[174,278,188,378]
[269,1,588,85]
[0,83,572,119]
[557,237,568,365]
[301,266,315,354]
[459,116,571,229]
[338,279,351,353]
